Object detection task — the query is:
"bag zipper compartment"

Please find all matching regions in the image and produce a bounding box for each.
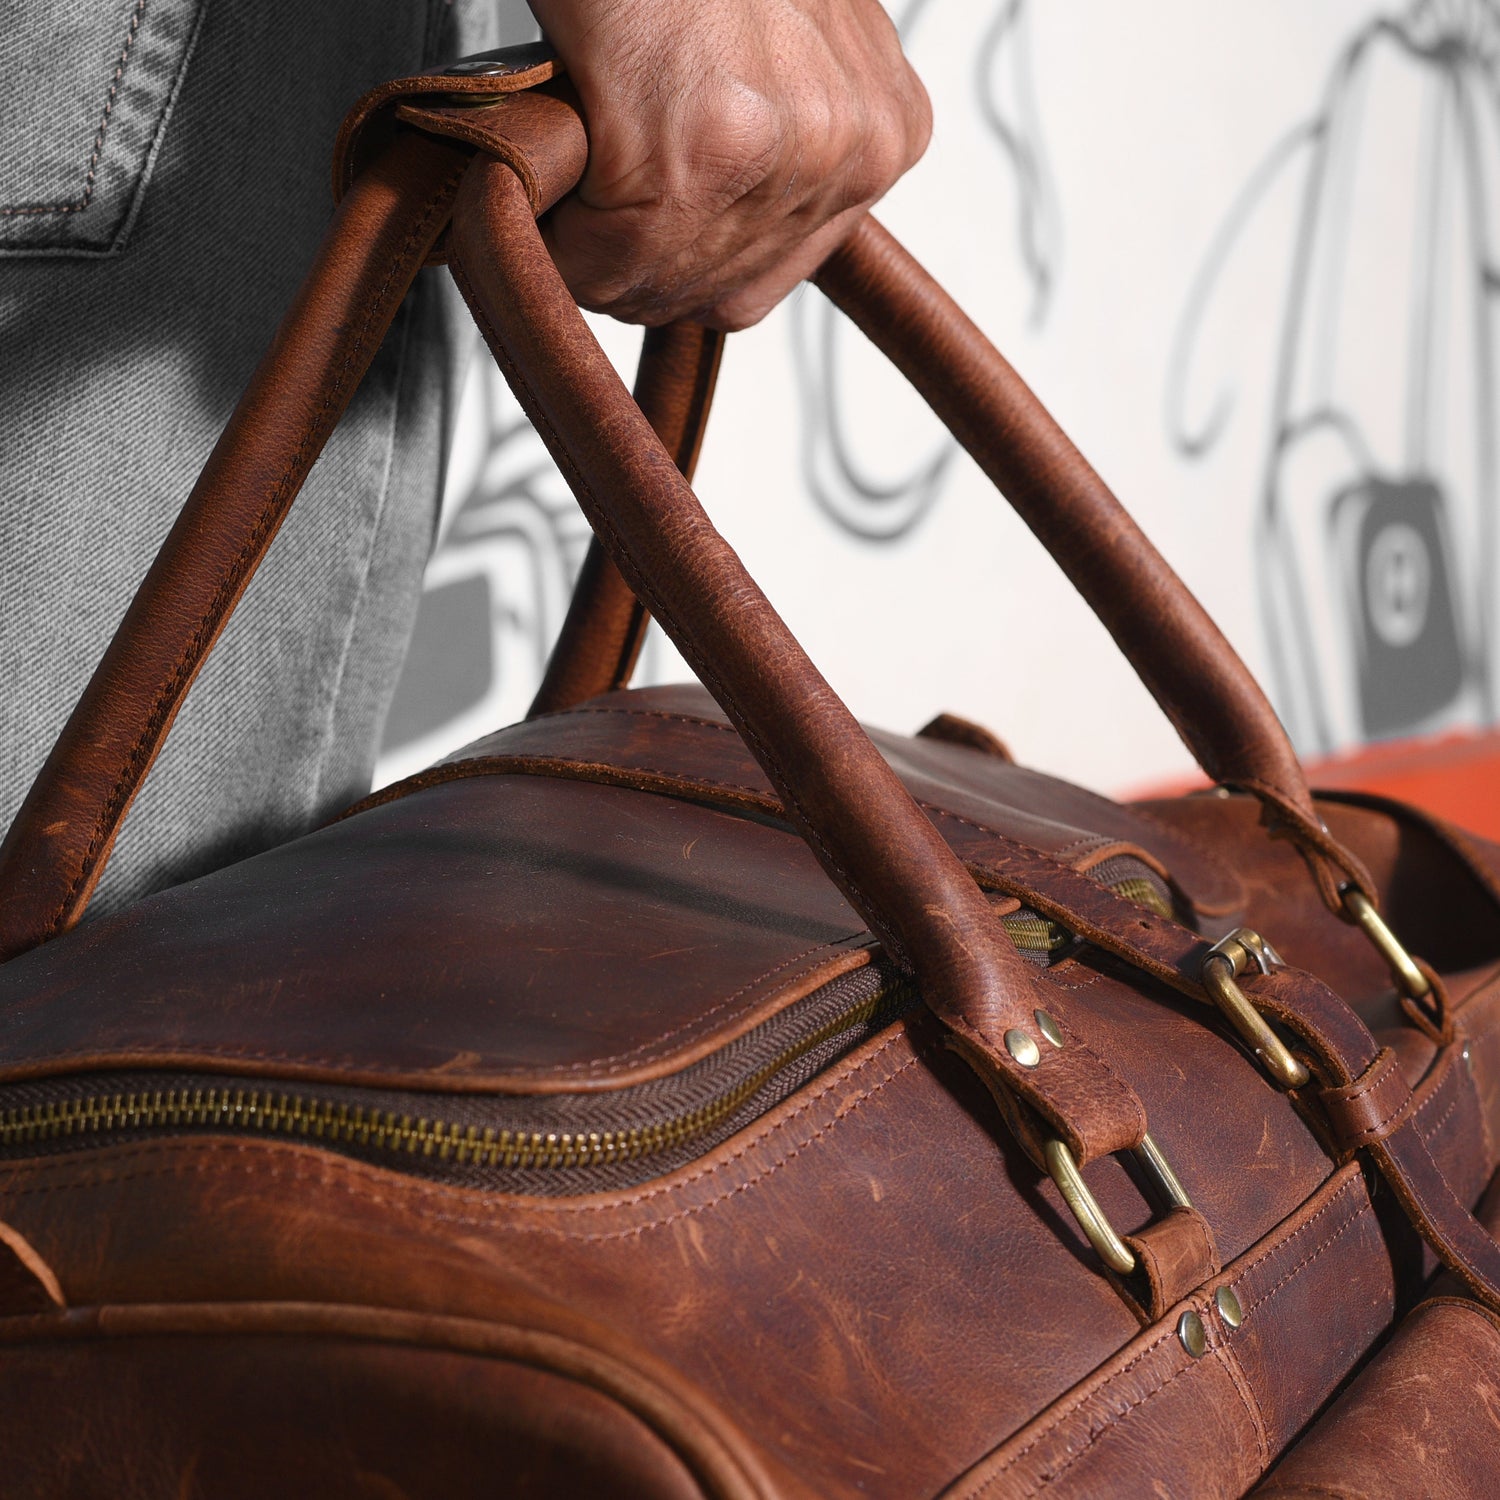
[0,868,1171,1192]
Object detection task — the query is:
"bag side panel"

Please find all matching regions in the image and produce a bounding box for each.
[1250,1297,1500,1499]
[0,1331,707,1500]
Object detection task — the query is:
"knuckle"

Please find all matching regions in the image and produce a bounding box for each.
[849,77,931,203]
[677,82,787,206]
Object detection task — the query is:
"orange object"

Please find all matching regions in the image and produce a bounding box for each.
[1303,730,1500,840]
[1135,731,1500,841]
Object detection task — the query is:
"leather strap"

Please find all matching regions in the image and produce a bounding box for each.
[811,224,1375,915]
[347,59,1371,918]
[0,131,472,963]
[1321,1047,1418,1148]
[529,323,724,717]
[447,153,1155,1173]
[466,103,1376,917]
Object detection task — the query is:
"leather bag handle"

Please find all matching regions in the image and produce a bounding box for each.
[4,74,1500,1317]
[528,322,723,718]
[465,148,1372,918]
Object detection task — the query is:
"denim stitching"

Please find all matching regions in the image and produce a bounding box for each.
[1,0,147,216]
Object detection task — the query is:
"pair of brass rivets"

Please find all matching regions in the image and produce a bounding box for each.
[1178,1287,1244,1357]
[1004,1010,1063,1068]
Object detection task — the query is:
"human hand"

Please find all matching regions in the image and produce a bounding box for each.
[526,0,930,329]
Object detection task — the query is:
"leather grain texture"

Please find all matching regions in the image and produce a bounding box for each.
[2,55,1500,1499]
[1252,1297,1500,1499]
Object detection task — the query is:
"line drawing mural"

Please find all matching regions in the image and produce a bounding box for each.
[793,0,1060,541]
[380,0,1052,777]
[1168,0,1500,755]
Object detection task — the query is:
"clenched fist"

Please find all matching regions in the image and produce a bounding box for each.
[527,0,931,329]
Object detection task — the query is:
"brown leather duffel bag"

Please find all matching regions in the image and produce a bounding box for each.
[1,50,1499,1498]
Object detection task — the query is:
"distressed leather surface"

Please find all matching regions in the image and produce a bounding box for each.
[5,682,1491,1094]
[3,60,1500,1497]
[0,697,1498,1495]
[0,974,1495,1498]
[0,1332,710,1500]
[1252,1297,1500,1499]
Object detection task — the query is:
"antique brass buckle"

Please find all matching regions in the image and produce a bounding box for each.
[1044,1132,1192,1276]
[1202,929,1311,1090]
[1340,887,1431,1001]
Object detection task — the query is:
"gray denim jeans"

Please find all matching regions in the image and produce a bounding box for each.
[0,1,527,915]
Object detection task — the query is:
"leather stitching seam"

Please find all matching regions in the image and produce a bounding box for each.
[538,705,739,734]
[1329,1050,1400,1108]
[1420,1089,1462,1141]
[1231,1173,1363,1290]
[44,161,465,936]
[1239,1192,1371,1320]
[1378,1124,1500,1301]
[1215,1335,1270,1473]
[1015,1355,1204,1497]
[978,1345,1203,1499]
[1326,1054,1416,1146]
[547,936,870,1072]
[953,1325,1184,1493]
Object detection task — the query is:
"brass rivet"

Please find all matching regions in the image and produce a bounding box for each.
[1005,1029,1041,1068]
[1178,1310,1207,1358]
[1462,1044,1473,1072]
[1035,1010,1064,1048]
[1214,1286,1243,1328]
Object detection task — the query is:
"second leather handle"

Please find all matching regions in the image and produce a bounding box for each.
[813,224,1367,901]
[549,216,1371,904]
[449,155,1154,1168]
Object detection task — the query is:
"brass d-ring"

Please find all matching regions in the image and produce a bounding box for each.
[1202,929,1310,1090]
[1341,888,1431,1001]
[1044,1132,1192,1277]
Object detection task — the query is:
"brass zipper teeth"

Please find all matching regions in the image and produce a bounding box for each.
[0,879,1167,1171]
[0,984,908,1171]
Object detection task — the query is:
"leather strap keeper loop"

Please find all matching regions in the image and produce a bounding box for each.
[1121,1206,1221,1324]
[396,87,589,225]
[331,41,561,201]
[1321,1046,1419,1152]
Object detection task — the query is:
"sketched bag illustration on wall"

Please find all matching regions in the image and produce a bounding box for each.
[1172,0,1500,755]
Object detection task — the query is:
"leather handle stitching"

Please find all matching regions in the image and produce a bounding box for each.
[43,161,467,938]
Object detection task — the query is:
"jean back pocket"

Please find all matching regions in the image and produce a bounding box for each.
[0,0,205,257]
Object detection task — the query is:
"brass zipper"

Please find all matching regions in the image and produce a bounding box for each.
[0,980,902,1173]
[0,876,1170,1189]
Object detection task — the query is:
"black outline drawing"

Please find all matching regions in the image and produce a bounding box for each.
[793,0,1061,542]
[1169,0,1500,752]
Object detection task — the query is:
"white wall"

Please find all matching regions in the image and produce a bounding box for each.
[378,1,1500,799]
